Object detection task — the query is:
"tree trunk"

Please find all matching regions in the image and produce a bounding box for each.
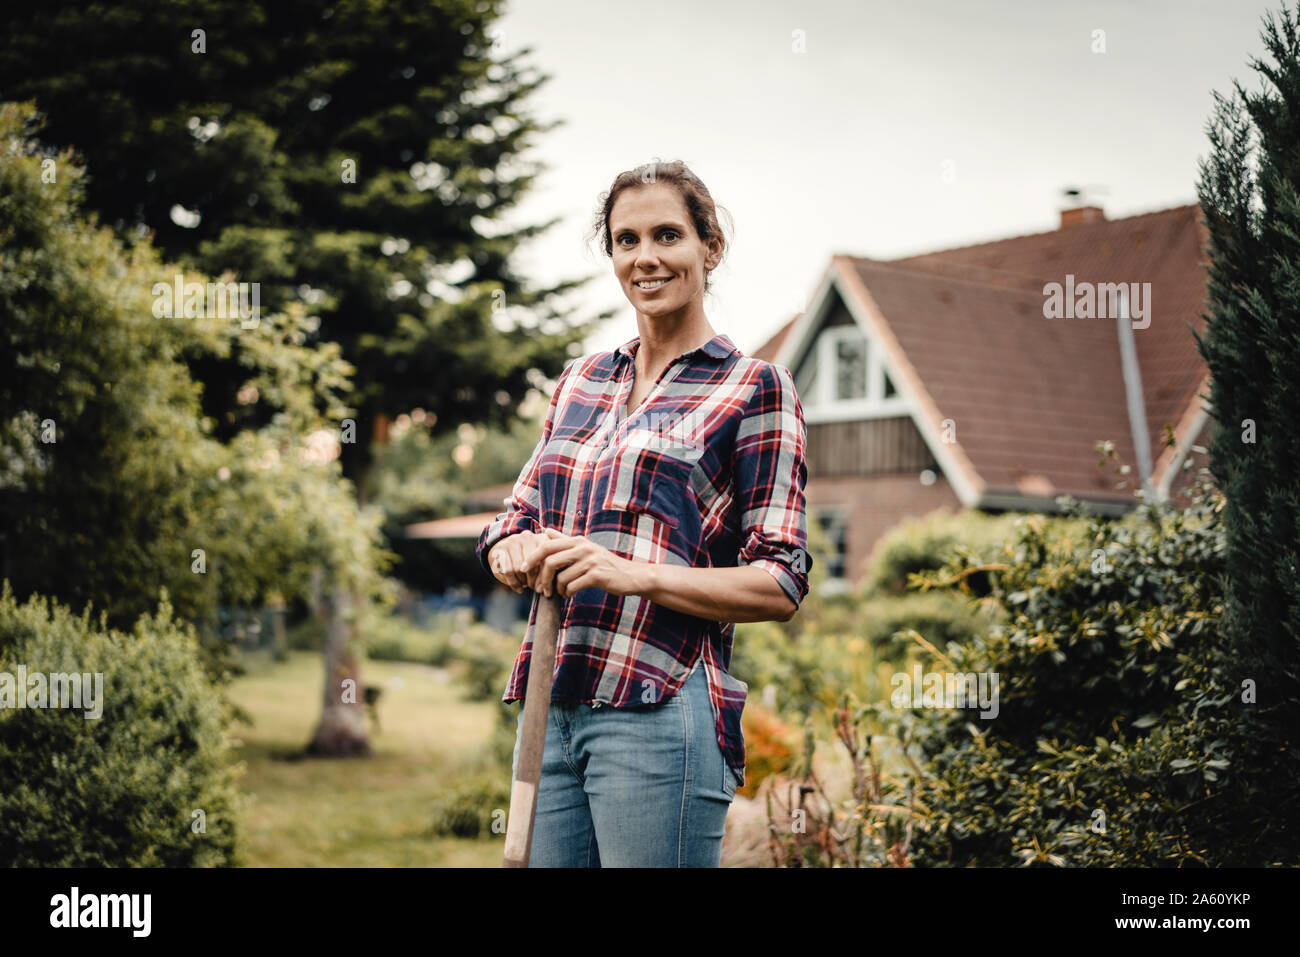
[307,572,371,757]
[269,592,287,663]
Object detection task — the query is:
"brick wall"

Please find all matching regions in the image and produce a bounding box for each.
[806,473,964,584]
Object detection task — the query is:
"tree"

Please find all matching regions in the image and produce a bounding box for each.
[0,100,392,753]
[1194,2,1300,735]
[0,0,606,500]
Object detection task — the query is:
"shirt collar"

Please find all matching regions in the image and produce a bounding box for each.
[615,332,739,364]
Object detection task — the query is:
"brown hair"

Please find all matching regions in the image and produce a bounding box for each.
[587,159,732,295]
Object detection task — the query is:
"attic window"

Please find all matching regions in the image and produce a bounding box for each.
[794,324,909,421]
[835,336,867,399]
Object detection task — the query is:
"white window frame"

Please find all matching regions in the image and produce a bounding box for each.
[799,325,909,424]
[810,504,850,593]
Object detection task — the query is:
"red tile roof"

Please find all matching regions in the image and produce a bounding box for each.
[760,203,1211,503]
[750,314,800,363]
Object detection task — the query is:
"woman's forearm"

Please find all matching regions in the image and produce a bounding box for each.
[635,561,796,624]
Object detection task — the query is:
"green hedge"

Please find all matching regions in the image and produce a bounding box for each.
[860,508,1050,597]
[880,480,1300,866]
[0,583,241,866]
[724,507,1025,793]
[825,590,991,658]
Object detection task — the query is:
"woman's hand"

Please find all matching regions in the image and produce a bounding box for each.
[486,531,547,594]
[521,527,646,599]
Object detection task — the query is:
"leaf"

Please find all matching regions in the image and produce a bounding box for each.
[1132,713,1160,728]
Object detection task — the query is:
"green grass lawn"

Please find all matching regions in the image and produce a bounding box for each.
[227,648,508,867]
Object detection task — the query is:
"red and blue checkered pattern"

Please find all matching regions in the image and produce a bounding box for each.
[476,332,812,787]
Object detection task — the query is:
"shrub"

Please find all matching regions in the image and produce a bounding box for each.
[0,583,242,866]
[459,622,523,702]
[880,472,1300,866]
[730,619,845,722]
[827,590,992,659]
[860,508,1046,597]
[362,609,454,664]
[428,770,511,839]
[764,699,917,868]
[737,701,799,799]
[731,588,993,727]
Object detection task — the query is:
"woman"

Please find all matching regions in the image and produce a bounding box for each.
[476,159,813,867]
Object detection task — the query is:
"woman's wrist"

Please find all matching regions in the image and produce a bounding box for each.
[633,558,662,600]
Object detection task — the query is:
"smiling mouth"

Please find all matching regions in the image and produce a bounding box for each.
[634,277,672,290]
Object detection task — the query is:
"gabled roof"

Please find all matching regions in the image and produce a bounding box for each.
[751,314,799,363]
[766,203,1212,508]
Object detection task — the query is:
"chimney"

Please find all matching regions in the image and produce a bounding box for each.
[1060,205,1106,229]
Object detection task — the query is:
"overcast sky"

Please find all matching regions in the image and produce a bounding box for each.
[493,0,1283,361]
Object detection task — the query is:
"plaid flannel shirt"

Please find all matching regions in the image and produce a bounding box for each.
[475,331,812,788]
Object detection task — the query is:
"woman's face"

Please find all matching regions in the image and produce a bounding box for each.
[608,183,720,320]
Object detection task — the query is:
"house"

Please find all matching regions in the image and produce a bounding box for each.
[753,202,1213,587]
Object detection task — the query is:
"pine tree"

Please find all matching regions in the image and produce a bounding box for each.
[1195,3,1300,735]
[0,0,605,491]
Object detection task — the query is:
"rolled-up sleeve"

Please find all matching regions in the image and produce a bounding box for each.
[475,362,573,578]
[732,362,813,610]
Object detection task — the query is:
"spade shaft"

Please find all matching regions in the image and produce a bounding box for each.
[502,592,563,868]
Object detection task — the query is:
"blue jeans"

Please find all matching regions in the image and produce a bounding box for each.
[509,659,740,867]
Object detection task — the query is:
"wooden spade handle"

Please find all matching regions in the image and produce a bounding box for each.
[502,592,563,868]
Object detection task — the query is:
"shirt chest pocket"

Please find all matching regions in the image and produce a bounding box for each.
[600,443,697,531]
